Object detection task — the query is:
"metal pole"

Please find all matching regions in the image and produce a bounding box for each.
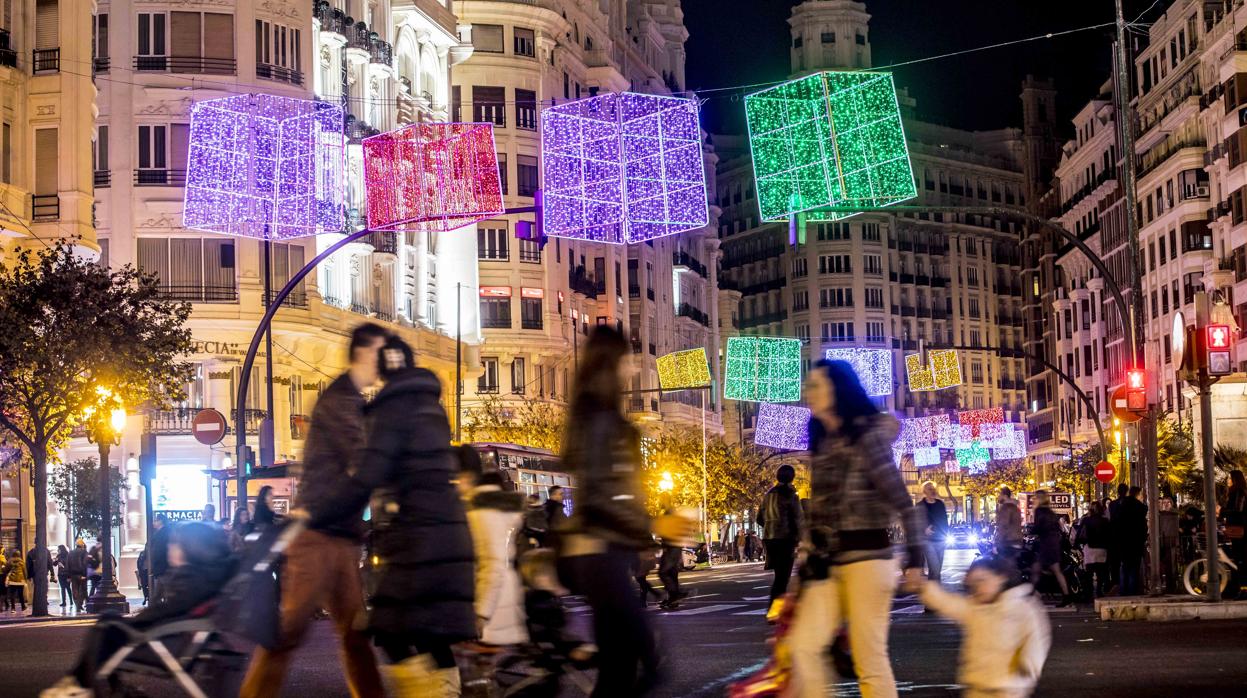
[456,281,462,443]
[1199,375,1220,602]
[701,388,709,558]
[86,441,126,613]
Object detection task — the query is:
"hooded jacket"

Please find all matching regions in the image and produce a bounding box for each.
[807,412,925,567]
[468,485,529,646]
[920,582,1051,694]
[311,367,476,642]
[757,482,803,542]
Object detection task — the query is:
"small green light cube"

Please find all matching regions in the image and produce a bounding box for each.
[745,71,916,222]
[723,337,802,403]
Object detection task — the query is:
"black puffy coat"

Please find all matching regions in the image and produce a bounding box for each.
[558,410,651,550]
[312,368,476,642]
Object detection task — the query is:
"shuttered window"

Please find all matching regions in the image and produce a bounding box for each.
[137,13,166,56]
[170,238,203,291]
[137,238,170,286]
[202,12,234,72]
[34,128,57,196]
[94,126,109,172]
[138,237,237,301]
[94,14,108,60]
[35,0,58,50]
[169,123,189,171]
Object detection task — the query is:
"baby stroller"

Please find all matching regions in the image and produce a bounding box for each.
[93,521,304,698]
[491,549,596,697]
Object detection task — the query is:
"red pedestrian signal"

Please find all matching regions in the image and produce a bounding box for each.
[1125,368,1147,411]
[1206,324,1233,376]
[1207,324,1231,349]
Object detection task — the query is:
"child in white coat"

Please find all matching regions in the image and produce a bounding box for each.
[906,556,1051,698]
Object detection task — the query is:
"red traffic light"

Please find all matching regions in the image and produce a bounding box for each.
[1207,324,1232,350]
[1126,369,1145,391]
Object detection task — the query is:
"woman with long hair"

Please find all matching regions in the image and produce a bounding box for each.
[787,359,926,698]
[557,326,663,696]
[1032,490,1072,606]
[1224,470,1247,566]
[252,485,280,531]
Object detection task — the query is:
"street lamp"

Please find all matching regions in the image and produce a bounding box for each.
[83,385,131,614]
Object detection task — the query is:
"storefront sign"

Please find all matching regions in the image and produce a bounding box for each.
[191,340,268,358]
[479,286,512,298]
[156,510,208,523]
[521,287,544,299]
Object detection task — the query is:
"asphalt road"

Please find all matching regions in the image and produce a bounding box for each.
[3,549,1247,696]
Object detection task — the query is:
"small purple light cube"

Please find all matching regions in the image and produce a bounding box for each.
[754,402,811,451]
[541,92,708,244]
[183,94,346,240]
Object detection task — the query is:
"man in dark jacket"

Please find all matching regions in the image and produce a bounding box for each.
[66,540,89,612]
[1112,485,1149,595]
[757,464,803,606]
[544,486,567,542]
[147,514,170,605]
[240,323,388,698]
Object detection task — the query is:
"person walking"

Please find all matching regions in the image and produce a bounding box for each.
[148,514,170,605]
[657,502,688,611]
[1223,470,1246,566]
[466,469,528,646]
[239,323,389,698]
[787,360,926,698]
[306,335,475,696]
[1032,491,1072,607]
[756,464,803,608]
[252,485,281,532]
[85,545,101,598]
[557,327,676,697]
[1076,502,1111,598]
[54,545,72,609]
[5,549,27,612]
[994,487,1024,560]
[919,481,949,584]
[734,529,746,563]
[66,540,88,612]
[521,493,549,551]
[228,507,253,553]
[1112,485,1149,595]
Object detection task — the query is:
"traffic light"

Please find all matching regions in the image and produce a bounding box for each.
[1207,324,1233,376]
[138,432,157,484]
[242,446,255,476]
[1126,368,1147,411]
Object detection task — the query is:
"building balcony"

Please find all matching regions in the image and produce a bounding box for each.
[568,267,598,299]
[156,285,239,303]
[346,117,381,144]
[1137,135,1205,179]
[32,48,58,73]
[144,408,266,436]
[482,317,512,329]
[0,29,14,68]
[93,170,111,188]
[740,310,786,329]
[257,63,303,85]
[677,303,710,327]
[368,230,398,256]
[290,414,310,441]
[521,318,543,330]
[132,55,236,74]
[673,251,708,278]
[263,289,309,308]
[370,306,395,323]
[134,168,187,187]
[93,57,109,73]
[314,1,350,37]
[31,194,58,222]
[346,22,371,62]
[740,276,786,295]
[369,37,393,68]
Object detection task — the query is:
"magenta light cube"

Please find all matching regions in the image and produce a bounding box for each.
[541,92,708,244]
[183,94,346,240]
[363,122,504,233]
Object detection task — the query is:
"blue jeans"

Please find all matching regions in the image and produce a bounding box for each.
[1120,553,1142,595]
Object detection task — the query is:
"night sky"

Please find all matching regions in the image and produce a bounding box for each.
[685,0,1162,136]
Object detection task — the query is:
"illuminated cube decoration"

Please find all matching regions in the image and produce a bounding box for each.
[744,71,916,222]
[978,422,1015,448]
[898,414,950,451]
[363,122,504,233]
[956,442,991,471]
[724,337,802,402]
[184,94,346,239]
[905,353,935,392]
[754,402,811,451]
[958,407,1005,437]
[541,92,708,244]
[937,422,970,449]
[824,348,893,396]
[657,348,712,390]
[913,446,941,468]
[905,349,962,391]
[991,430,1027,460]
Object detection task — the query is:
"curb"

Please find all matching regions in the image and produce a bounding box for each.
[1095,596,1247,621]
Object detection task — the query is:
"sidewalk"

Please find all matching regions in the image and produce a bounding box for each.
[0,592,146,625]
[1095,594,1247,621]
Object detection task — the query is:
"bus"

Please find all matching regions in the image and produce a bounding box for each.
[471,442,575,510]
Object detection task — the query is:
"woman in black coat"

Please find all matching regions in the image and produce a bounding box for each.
[311,336,475,696]
[1032,490,1072,606]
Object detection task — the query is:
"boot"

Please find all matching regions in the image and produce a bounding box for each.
[384,654,463,698]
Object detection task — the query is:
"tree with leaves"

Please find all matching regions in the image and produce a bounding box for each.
[462,395,565,451]
[0,242,192,616]
[963,459,1033,503]
[47,458,127,538]
[1156,416,1199,501]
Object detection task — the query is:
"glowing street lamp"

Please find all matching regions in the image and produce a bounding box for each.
[658,471,676,493]
[82,385,131,614]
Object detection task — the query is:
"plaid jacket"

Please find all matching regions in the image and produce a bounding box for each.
[808,413,925,568]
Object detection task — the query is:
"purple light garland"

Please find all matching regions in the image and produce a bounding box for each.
[183,94,346,240]
[541,92,708,244]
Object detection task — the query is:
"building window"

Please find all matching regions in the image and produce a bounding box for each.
[517,155,539,196]
[478,357,499,393]
[480,298,511,329]
[473,86,506,126]
[863,254,882,275]
[515,89,537,130]
[92,125,109,187]
[136,123,189,184]
[792,290,808,311]
[256,20,301,84]
[497,152,508,195]
[866,321,885,342]
[819,287,853,308]
[514,27,535,57]
[473,24,504,53]
[519,238,541,262]
[818,254,851,274]
[792,257,808,278]
[967,267,979,287]
[451,85,461,122]
[821,31,835,43]
[136,11,234,74]
[862,223,880,241]
[1,123,10,184]
[136,237,237,302]
[865,287,883,308]
[822,321,853,342]
[511,357,526,393]
[521,297,542,329]
[93,13,109,69]
[968,298,980,318]
[477,223,509,260]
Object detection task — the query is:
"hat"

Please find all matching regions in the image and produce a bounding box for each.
[75,538,86,547]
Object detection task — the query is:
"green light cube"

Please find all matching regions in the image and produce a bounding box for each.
[744,71,916,222]
[724,337,802,403]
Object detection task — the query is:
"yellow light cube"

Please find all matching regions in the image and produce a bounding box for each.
[657,348,712,390]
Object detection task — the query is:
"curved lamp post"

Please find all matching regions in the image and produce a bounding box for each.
[83,386,130,614]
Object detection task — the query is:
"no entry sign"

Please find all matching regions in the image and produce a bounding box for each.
[1095,460,1116,484]
[192,408,228,446]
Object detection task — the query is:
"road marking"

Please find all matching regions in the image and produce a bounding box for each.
[664,604,746,616]
[688,593,719,599]
[0,619,94,629]
[731,608,768,616]
[752,585,770,589]
[891,604,926,614]
[742,595,770,601]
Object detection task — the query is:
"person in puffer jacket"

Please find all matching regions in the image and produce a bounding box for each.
[468,470,528,646]
[787,359,926,698]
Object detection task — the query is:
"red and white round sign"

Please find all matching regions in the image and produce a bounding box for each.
[192,408,228,446]
[1095,460,1116,484]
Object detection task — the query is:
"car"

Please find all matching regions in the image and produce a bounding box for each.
[948,525,981,550]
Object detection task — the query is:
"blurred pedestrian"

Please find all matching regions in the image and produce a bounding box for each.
[305,335,475,696]
[633,551,662,608]
[201,503,218,527]
[919,481,949,584]
[994,487,1023,559]
[239,322,389,698]
[787,359,926,698]
[228,507,253,552]
[66,540,88,612]
[252,486,281,532]
[5,548,27,612]
[735,529,746,563]
[1111,484,1148,595]
[148,514,170,605]
[521,493,549,550]
[657,502,688,610]
[757,464,803,608]
[907,556,1051,697]
[467,470,528,646]
[136,547,149,606]
[54,545,72,609]
[1076,502,1111,598]
[1223,470,1246,566]
[1032,490,1072,606]
[558,327,666,696]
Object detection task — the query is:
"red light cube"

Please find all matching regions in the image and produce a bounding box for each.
[363,122,504,233]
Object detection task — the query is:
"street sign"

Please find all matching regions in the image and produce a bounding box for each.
[1095,460,1116,483]
[1110,386,1144,423]
[191,408,228,446]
